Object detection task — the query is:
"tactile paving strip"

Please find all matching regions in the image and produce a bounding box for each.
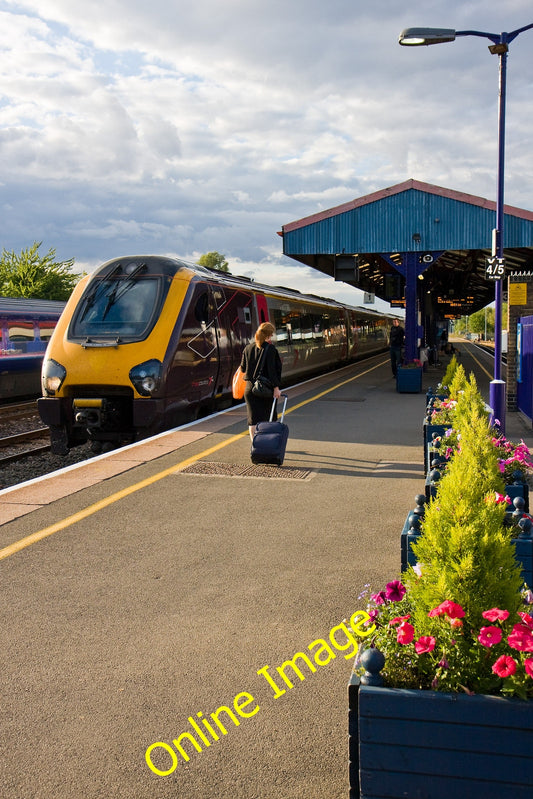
[179,461,313,479]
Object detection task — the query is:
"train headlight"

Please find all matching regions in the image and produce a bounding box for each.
[129,359,162,397]
[42,358,67,396]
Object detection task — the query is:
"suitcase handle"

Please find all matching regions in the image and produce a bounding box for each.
[270,394,288,423]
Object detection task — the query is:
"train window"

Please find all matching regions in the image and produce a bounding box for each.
[290,312,302,341]
[312,314,323,340]
[194,292,209,324]
[39,322,56,341]
[301,313,313,341]
[8,321,34,342]
[69,274,169,342]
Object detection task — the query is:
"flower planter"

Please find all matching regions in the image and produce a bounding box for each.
[423,422,451,472]
[396,366,422,393]
[348,669,533,799]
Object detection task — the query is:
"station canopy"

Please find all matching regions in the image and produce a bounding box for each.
[280,179,533,316]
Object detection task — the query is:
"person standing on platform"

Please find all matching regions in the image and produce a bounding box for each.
[389,318,405,378]
[240,322,282,442]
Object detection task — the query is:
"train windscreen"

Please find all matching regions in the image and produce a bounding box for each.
[69,270,171,343]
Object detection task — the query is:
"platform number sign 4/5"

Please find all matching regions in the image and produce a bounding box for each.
[486,256,506,280]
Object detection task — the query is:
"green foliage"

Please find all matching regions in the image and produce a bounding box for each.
[0,242,80,300]
[196,251,230,273]
[439,355,458,394]
[448,362,468,399]
[451,373,488,433]
[410,409,520,625]
[359,378,532,698]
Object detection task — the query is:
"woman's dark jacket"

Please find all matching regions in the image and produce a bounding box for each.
[240,342,282,387]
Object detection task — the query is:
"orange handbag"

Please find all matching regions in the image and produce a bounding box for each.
[232,367,246,400]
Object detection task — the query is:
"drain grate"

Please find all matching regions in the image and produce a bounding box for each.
[179,461,313,479]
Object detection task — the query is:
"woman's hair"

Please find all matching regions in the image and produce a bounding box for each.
[255,322,275,347]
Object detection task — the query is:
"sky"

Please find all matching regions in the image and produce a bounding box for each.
[0,0,532,311]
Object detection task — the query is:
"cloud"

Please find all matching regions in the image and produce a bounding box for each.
[0,0,532,307]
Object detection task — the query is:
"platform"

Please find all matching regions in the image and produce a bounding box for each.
[0,343,531,799]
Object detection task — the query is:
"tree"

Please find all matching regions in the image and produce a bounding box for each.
[0,242,80,300]
[196,251,230,273]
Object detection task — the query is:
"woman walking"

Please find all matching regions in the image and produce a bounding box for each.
[240,322,282,442]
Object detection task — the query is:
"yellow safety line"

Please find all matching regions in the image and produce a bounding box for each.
[0,358,387,561]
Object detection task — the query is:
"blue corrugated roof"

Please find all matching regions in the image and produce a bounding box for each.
[282,179,533,255]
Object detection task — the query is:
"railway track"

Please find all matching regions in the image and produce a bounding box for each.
[0,399,51,466]
[0,429,51,465]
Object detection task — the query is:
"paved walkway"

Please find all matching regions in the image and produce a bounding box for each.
[0,344,530,799]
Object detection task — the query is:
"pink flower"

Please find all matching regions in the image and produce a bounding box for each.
[415,636,436,654]
[492,655,517,678]
[507,624,533,652]
[477,626,502,647]
[389,615,411,626]
[396,621,415,645]
[385,580,407,602]
[428,600,465,619]
[493,493,511,505]
[518,612,533,630]
[371,591,387,605]
[449,618,463,629]
[525,659,533,678]
[482,608,509,623]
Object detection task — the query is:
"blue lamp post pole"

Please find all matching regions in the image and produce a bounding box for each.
[399,23,533,433]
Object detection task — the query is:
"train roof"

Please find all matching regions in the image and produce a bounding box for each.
[91,255,401,320]
[0,297,66,315]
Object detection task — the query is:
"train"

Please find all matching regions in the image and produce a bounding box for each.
[0,297,65,401]
[37,255,400,454]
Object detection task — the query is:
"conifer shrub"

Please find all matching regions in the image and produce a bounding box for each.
[439,355,459,395]
[409,406,522,629]
[358,381,533,697]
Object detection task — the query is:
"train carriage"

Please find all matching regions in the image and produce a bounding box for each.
[0,297,65,401]
[37,255,397,454]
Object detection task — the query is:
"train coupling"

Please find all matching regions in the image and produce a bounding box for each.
[72,398,104,428]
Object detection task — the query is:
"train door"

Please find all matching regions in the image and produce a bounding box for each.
[210,285,254,396]
[166,282,220,419]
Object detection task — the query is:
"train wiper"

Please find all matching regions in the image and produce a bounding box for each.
[80,263,123,321]
[101,263,147,320]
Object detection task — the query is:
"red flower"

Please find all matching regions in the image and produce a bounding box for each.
[385,580,407,602]
[517,612,533,630]
[428,600,465,619]
[477,626,502,647]
[482,608,509,623]
[389,615,411,626]
[415,636,436,654]
[396,621,415,645]
[507,624,533,652]
[492,655,517,678]
[525,659,533,678]
[449,617,463,629]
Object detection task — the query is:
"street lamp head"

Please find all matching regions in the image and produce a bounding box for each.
[399,27,456,46]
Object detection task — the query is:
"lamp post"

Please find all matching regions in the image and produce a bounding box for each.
[399,23,533,433]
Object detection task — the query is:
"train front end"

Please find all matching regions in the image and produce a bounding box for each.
[38,256,191,454]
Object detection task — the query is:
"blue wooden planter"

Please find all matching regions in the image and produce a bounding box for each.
[349,671,533,799]
[423,422,451,472]
[396,367,422,393]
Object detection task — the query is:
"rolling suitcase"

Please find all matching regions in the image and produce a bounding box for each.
[251,395,289,466]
